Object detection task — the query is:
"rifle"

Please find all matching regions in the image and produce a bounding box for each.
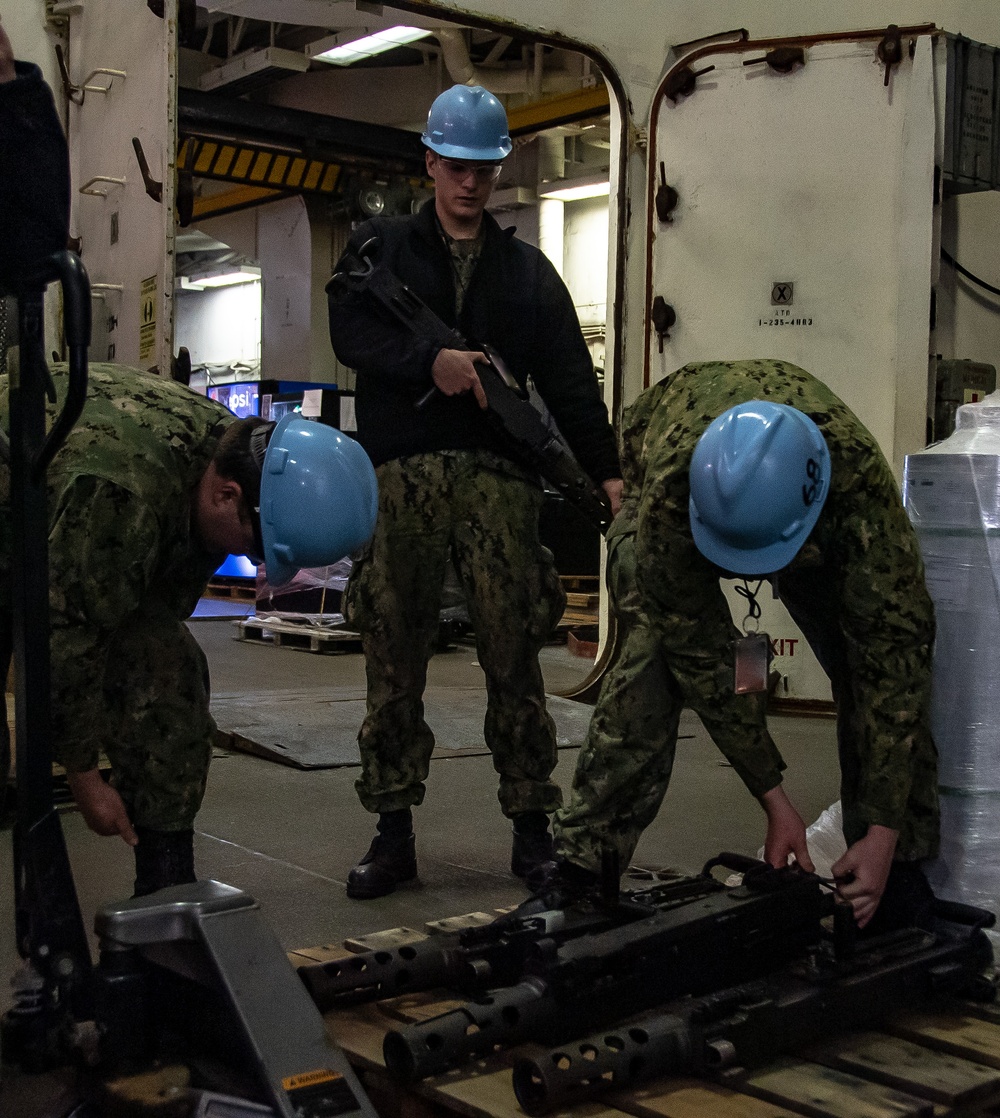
[512,900,997,1114]
[328,238,614,535]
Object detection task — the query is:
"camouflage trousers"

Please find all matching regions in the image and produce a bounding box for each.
[0,589,214,832]
[344,450,566,818]
[554,536,941,872]
[554,533,685,871]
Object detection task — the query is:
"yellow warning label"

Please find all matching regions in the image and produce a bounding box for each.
[282,1068,343,1091]
[139,274,157,362]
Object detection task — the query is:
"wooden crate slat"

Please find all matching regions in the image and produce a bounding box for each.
[734,1056,935,1118]
[803,1030,1000,1108]
[607,1077,803,1118]
[887,1012,1000,1070]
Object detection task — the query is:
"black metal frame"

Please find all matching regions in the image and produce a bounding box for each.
[4,251,94,1061]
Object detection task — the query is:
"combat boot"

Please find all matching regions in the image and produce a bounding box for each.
[510,811,555,885]
[133,827,196,898]
[346,810,418,899]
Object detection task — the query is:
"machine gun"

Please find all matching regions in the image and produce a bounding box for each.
[512,900,997,1114]
[369,859,995,1087]
[298,854,838,1079]
[328,238,614,535]
[299,861,735,1011]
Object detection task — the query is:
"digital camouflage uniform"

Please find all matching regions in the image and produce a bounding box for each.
[0,362,234,830]
[555,359,939,871]
[329,200,619,820]
[345,449,566,815]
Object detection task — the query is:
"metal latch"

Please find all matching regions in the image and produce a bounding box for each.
[664,64,715,103]
[650,296,676,352]
[877,25,904,87]
[655,163,679,224]
[742,46,805,74]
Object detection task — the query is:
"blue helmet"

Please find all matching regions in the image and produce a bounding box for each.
[421,84,512,161]
[254,415,378,587]
[689,401,830,575]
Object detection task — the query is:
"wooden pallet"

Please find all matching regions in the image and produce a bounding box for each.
[560,575,600,594]
[292,917,1000,1118]
[232,616,362,654]
[205,577,257,601]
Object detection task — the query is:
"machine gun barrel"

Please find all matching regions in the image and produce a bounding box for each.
[298,874,716,1011]
[381,863,836,1083]
[512,911,997,1114]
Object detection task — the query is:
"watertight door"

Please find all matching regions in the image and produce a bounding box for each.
[64,0,178,373]
[647,31,940,701]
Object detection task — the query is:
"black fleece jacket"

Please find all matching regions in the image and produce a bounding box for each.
[326,199,620,485]
[0,62,69,290]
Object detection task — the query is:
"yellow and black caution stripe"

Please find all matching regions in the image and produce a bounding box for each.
[178,135,343,219]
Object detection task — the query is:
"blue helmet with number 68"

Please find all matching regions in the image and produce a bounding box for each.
[689,401,830,576]
[251,415,378,587]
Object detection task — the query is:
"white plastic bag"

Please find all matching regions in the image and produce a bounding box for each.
[754,800,846,877]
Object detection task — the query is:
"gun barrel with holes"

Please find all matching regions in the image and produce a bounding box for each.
[378,862,837,1082]
[512,909,996,1114]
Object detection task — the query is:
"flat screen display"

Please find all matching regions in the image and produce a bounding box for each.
[207,382,259,418]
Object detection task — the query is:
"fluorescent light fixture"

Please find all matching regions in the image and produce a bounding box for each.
[307,26,432,66]
[180,267,261,292]
[538,175,611,202]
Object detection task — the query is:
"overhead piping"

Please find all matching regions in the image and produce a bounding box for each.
[432,26,576,94]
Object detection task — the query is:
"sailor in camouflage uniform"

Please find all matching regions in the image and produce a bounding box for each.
[0,362,376,895]
[327,85,622,898]
[553,359,939,932]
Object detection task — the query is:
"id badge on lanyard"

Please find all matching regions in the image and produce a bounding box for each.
[732,580,771,695]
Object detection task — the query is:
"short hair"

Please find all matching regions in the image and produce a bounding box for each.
[213,416,270,556]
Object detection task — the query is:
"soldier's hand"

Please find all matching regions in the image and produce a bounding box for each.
[0,21,17,84]
[832,825,897,928]
[601,477,624,518]
[431,347,488,409]
[66,768,139,846]
[760,784,814,872]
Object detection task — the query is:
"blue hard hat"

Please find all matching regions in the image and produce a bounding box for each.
[257,415,378,587]
[421,84,512,161]
[688,401,830,576]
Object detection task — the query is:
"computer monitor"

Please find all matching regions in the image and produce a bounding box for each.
[206,381,260,419]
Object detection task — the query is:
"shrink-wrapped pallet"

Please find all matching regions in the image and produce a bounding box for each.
[904,391,1000,922]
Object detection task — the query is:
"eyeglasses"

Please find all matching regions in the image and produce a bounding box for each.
[435,157,503,184]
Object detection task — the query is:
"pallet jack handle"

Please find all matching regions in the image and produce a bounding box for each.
[7,249,95,1047]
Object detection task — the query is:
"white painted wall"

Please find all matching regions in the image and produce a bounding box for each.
[563,196,609,330]
[174,281,262,369]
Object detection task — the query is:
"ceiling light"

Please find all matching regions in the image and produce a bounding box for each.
[307,26,432,66]
[180,267,261,292]
[538,175,611,202]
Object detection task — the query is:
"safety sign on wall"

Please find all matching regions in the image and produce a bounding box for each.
[139,275,157,363]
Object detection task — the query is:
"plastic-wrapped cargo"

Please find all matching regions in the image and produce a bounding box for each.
[903,390,1000,920]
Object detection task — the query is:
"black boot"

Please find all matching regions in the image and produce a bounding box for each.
[133,827,196,898]
[346,810,418,900]
[531,856,601,906]
[510,812,555,884]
